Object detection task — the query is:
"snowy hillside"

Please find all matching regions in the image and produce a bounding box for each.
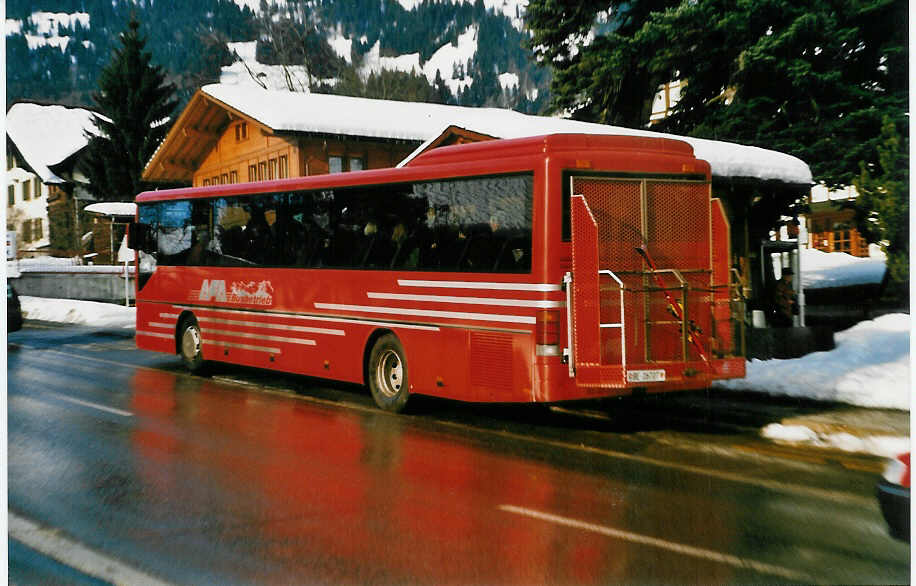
[7,0,549,112]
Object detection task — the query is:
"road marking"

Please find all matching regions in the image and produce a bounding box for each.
[9,512,172,586]
[48,392,133,417]
[498,505,811,582]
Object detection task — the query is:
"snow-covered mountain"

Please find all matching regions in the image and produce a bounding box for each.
[5,0,549,114]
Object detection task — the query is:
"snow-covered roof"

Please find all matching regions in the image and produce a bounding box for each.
[83,202,137,217]
[6,102,100,184]
[201,84,812,184]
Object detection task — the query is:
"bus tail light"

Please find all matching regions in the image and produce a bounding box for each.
[536,310,561,356]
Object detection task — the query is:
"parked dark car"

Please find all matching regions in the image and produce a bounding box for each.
[7,282,22,332]
[877,452,910,542]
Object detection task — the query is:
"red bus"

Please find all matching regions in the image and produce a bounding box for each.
[131,133,745,412]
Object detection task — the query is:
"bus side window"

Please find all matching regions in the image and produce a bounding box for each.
[157,200,193,265]
[211,197,251,265]
[186,199,212,266]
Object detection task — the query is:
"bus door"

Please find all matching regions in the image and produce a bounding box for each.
[566,176,720,385]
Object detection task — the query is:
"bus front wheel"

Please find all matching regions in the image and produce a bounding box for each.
[368,334,410,412]
[179,316,207,374]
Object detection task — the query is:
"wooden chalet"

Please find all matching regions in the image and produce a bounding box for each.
[143,88,424,187]
[806,200,869,257]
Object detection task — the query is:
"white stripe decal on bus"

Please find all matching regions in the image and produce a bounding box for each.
[197,316,344,336]
[159,313,179,319]
[201,328,316,346]
[203,340,282,354]
[367,292,563,308]
[136,331,173,340]
[397,279,561,292]
[170,305,441,332]
[313,303,536,325]
[147,322,174,329]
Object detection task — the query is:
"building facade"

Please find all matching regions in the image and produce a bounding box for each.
[805,185,869,257]
[6,152,50,256]
[143,88,420,187]
[6,102,99,259]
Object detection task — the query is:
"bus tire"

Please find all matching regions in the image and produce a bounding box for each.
[368,334,410,412]
[178,316,207,374]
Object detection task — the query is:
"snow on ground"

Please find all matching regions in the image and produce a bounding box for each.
[498,72,519,91]
[761,424,909,458]
[421,25,478,93]
[327,31,353,64]
[714,313,910,410]
[802,246,886,289]
[19,296,135,329]
[220,60,311,92]
[360,40,422,79]
[227,40,257,62]
[395,0,527,29]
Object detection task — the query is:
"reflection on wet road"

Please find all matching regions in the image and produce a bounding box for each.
[7,325,910,584]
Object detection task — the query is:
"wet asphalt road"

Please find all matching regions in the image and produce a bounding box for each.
[7,322,910,584]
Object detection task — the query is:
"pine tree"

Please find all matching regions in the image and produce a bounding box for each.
[526,0,908,189]
[81,19,177,201]
[853,117,909,303]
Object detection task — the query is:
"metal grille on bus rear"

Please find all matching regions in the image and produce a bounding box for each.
[645,181,710,270]
[469,331,513,399]
[572,177,712,365]
[573,179,644,272]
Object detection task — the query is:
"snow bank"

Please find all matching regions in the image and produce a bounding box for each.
[19,296,135,329]
[762,424,909,457]
[802,247,886,289]
[715,314,910,410]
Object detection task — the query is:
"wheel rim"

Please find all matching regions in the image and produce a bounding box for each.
[182,325,201,360]
[375,349,403,398]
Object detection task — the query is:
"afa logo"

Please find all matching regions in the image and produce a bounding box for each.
[198,279,227,302]
[196,279,274,306]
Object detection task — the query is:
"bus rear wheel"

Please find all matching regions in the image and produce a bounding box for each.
[179,316,207,374]
[368,334,410,412]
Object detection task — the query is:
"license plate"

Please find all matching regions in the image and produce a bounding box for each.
[626,369,666,383]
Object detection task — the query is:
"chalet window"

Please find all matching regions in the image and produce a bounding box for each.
[203,179,210,186]
[8,185,14,206]
[22,180,30,201]
[268,158,278,180]
[6,153,14,170]
[22,219,31,243]
[33,178,41,197]
[349,157,364,172]
[258,161,267,181]
[220,173,228,185]
[234,122,248,141]
[248,164,257,182]
[328,156,343,174]
[230,170,239,184]
[32,218,43,240]
[278,155,289,178]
